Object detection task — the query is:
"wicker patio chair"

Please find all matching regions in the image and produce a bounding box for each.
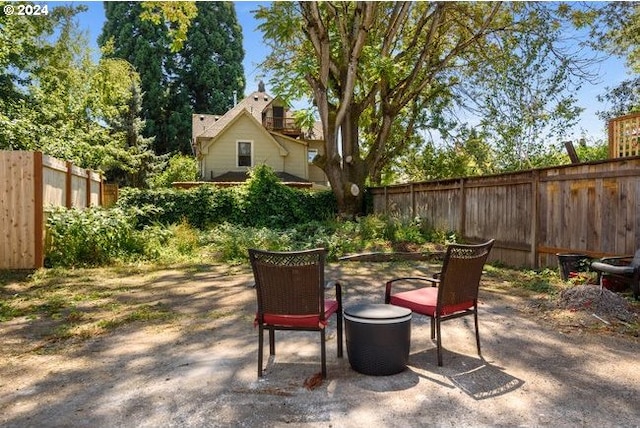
[249,248,343,378]
[591,249,640,300]
[385,239,495,366]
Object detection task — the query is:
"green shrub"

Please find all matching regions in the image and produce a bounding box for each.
[45,207,143,267]
[117,165,337,230]
[240,165,307,228]
[148,154,199,188]
[116,185,241,229]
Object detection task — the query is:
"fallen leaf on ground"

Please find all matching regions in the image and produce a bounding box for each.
[303,372,323,390]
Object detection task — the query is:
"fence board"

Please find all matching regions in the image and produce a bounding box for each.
[0,151,36,268]
[370,157,640,268]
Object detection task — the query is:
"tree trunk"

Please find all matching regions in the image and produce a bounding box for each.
[320,104,367,219]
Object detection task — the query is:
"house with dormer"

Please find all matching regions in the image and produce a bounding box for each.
[191,82,327,187]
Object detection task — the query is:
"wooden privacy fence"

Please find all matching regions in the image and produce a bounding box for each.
[0,150,103,269]
[370,157,640,268]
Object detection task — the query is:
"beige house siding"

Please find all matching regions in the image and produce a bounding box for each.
[307,140,328,184]
[200,114,288,180]
[273,135,307,179]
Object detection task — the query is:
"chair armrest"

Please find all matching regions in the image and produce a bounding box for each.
[591,261,636,276]
[599,255,634,265]
[384,276,438,304]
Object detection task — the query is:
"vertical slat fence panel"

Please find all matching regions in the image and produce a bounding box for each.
[42,155,67,207]
[370,157,640,268]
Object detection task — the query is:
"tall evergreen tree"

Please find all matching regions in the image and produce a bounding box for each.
[98,1,245,155]
[104,72,160,188]
[179,2,245,114]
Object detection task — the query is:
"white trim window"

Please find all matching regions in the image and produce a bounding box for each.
[237,141,252,167]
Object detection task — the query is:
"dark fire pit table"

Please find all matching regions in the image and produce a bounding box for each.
[344,303,411,376]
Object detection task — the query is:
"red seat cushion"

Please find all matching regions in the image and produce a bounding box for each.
[260,299,339,328]
[389,287,473,316]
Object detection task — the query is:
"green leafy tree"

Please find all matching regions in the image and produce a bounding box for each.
[100,2,174,153]
[396,127,495,182]
[0,2,80,149]
[573,2,640,73]
[0,3,154,180]
[573,2,640,120]
[139,1,198,52]
[597,77,640,121]
[461,3,587,171]
[100,63,160,187]
[256,2,594,217]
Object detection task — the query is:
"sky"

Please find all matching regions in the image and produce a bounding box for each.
[54,1,631,144]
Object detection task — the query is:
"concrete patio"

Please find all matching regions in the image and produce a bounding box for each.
[1,262,639,427]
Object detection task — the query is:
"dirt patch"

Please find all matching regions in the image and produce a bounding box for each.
[557,283,638,323]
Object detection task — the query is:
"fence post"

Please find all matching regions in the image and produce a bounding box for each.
[531,170,539,268]
[384,186,388,215]
[410,183,415,219]
[33,151,44,268]
[459,178,466,239]
[65,161,72,208]
[85,169,92,207]
[99,173,104,206]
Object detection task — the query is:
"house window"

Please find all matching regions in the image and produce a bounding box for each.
[308,148,318,164]
[238,141,252,167]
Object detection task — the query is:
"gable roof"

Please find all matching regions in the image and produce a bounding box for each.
[199,108,289,156]
[192,83,324,144]
[193,89,276,141]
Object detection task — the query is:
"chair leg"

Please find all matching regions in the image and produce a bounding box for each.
[337,313,343,358]
[597,273,604,294]
[430,315,435,339]
[474,309,482,357]
[320,329,327,378]
[258,324,264,377]
[269,327,275,355]
[435,317,443,366]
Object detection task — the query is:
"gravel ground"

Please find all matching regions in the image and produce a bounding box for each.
[1,263,639,427]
